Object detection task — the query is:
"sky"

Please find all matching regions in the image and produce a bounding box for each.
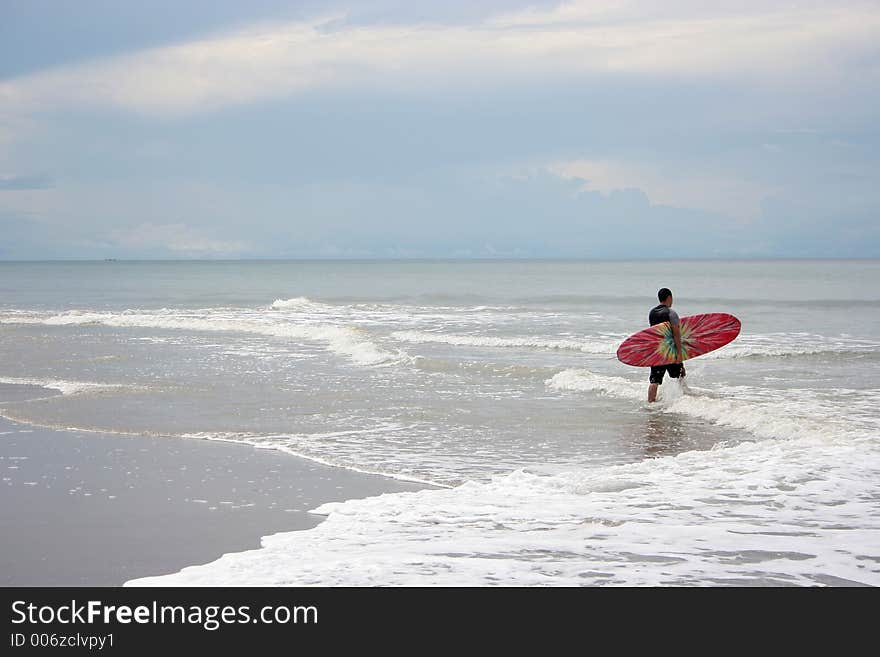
[1,0,879,259]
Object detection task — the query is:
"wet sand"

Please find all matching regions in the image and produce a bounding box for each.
[0,412,426,586]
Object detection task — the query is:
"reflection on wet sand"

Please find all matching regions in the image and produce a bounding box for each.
[642,411,689,458]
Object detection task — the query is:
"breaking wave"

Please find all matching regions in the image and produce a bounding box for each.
[1,309,401,367]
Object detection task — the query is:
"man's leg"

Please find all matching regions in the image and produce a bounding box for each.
[648,366,664,402]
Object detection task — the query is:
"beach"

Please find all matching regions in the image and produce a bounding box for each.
[0,411,425,586]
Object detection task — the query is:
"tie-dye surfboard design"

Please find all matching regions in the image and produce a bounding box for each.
[616,312,741,367]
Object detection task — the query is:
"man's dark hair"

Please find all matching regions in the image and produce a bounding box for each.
[658,288,672,302]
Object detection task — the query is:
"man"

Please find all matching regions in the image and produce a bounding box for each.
[647,287,685,402]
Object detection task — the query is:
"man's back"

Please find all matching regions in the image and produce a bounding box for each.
[649,304,679,327]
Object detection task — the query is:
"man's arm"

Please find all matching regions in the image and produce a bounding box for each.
[668,309,684,364]
[672,323,683,363]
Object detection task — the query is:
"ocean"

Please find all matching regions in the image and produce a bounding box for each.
[1,259,878,586]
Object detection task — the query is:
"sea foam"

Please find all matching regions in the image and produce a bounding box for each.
[392,330,620,354]
[0,376,122,396]
[127,431,880,586]
[7,309,400,367]
[126,367,880,587]
[546,368,868,442]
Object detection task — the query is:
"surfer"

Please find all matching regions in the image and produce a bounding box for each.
[647,288,685,402]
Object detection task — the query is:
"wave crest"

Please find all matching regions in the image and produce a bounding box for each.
[392,330,619,354]
[6,309,400,367]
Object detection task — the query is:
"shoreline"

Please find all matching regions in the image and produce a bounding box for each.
[0,414,427,586]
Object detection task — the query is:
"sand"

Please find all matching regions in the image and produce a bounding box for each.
[0,412,426,586]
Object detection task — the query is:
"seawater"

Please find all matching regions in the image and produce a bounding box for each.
[1,259,878,585]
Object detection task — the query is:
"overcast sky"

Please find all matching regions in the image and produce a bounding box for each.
[1,0,878,259]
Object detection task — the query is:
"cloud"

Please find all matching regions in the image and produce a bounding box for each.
[1,166,876,258]
[108,222,251,257]
[1,3,877,260]
[241,170,756,258]
[1,2,878,116]
[0,174,53,190]
[547,159,772,221]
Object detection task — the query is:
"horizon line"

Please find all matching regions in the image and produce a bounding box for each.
[1,256,879,264]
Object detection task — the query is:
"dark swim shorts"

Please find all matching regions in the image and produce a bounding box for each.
[649,363,683,385]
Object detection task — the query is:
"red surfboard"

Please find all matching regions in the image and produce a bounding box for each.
[616,313,741,367]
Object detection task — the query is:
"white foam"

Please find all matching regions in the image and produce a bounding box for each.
[0,376,120,396]
[547,368,644,401]
[546,368,862,443]
[392,329,879,360]
[127,431,880,586]
[127,365,880,587]
[6,309,400,367]
[181,428,446,488]
[5,308,874,364]
[269,297,540,325]
[270,297,331,311]
[706,333,880,359]
[392,330,620,354]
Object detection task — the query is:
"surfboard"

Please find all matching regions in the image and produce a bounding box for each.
[616,312,741,367]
